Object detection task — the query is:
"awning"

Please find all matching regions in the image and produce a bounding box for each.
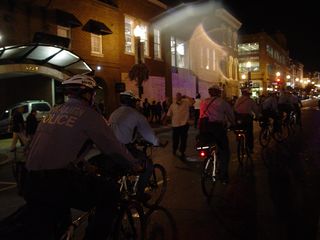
[82,19,113,35]
[0,43,92,80]
[51,9,82,28]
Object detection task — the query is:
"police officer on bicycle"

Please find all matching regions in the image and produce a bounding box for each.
[261,90,280,132]
[234,87,260,153]
[109,91,162,202]
[199,85,235,184]
[24,74,141,240]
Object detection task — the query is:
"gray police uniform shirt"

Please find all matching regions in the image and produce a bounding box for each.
[26,98,137,171]
[200,97,235,124]
[109,105,159,146]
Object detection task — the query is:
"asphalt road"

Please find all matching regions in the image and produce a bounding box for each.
[0,104,319,240]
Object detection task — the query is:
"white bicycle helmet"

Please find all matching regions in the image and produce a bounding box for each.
[119,91,138,106]
[62,74,101,92]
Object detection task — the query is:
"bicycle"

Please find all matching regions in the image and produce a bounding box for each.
[60,199,145,240]
[233,128,250,166]
[126,138,168,209]
[284,110,298,134]
[259,117,287,147]
[196,138,219,199]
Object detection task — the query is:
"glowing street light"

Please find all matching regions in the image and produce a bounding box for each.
[129,25,149,98]
[246,61,252,87]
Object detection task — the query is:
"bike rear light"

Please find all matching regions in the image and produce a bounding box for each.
[199,150,207,158]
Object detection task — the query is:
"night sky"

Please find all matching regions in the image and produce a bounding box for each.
[160,0,320,72]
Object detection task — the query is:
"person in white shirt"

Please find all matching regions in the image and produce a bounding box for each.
[109,91,161,202]
[193,93,201,128]
[199,85,235,183]
[261,91,280,132]
[234,87,260,153]
[163,92,194,160]
[278,88,294,122]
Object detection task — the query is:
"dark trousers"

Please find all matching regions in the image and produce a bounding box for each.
[261,109,280,132]
[194,109,200,128]
[235,114,254,150]
[172,124,189,154]
[204,122,230,180]
[24,169,119,240]
[125,146,153,197]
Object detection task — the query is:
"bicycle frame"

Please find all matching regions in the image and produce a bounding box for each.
[197,144,218,179]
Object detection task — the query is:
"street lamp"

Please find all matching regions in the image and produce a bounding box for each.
[128,25,149,98]
[133,25,145,64]
[246,61,252,87]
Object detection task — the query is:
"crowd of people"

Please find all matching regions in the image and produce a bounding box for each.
[5,71,305,239]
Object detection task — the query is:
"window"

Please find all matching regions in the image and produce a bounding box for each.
[200,47,203,68]
[125,16,134,54]
[176,40,185,68]
[238,42,259,55]
[171,37,185,68]
[171,37,176,67]
[57,25,71,48]
[91,34,103,56]
[212,49,216,71]
[154,29,161,59]
[266,44,273,58]
[31,103,51,112]
[206,48,210,70]
[125,16,149,56]
[239,60,260,72]
[139,24,149,57]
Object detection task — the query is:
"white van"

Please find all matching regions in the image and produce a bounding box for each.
[0,100,51,136]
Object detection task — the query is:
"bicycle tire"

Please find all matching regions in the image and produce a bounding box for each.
[259,127,271,147]
[143,164,167,209]
[114,201,146,240]
[237,137,245,166]
[201,156,217,198]
[289,113,297,134]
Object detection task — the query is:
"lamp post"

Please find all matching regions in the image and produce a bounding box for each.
[246,61,252,88]
[128,25,149,98]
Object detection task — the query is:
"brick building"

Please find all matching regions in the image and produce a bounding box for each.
[0,0,169,114]
[237,31,302,97]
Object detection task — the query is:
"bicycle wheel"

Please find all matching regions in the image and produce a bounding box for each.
[289,113,297,134]
[114,201,145,240]
[201,156,217,198]
[237,137,245,166]
[143,164,167,208]
[259,127,271,147]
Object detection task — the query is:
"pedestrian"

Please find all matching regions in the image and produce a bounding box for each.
[10,106,27,151]
[194,93,201,128]
[234,87,260,153]
[26,109,38,141]
[163,92,194,160]
[198,85,235,184]
[143,98,151,120]
[155,101,162,124]
[150,100,157,123]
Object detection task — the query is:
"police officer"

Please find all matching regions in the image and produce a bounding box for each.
[278,87,294,122]
[24,74,140,239]
[199,85,235,184]
[234,87,260,153]
[261,91,280,131]
[109,91,161,202]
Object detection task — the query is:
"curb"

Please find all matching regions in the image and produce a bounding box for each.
[0,153,10,166]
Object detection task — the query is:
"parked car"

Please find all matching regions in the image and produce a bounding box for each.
[0,100,51,136]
